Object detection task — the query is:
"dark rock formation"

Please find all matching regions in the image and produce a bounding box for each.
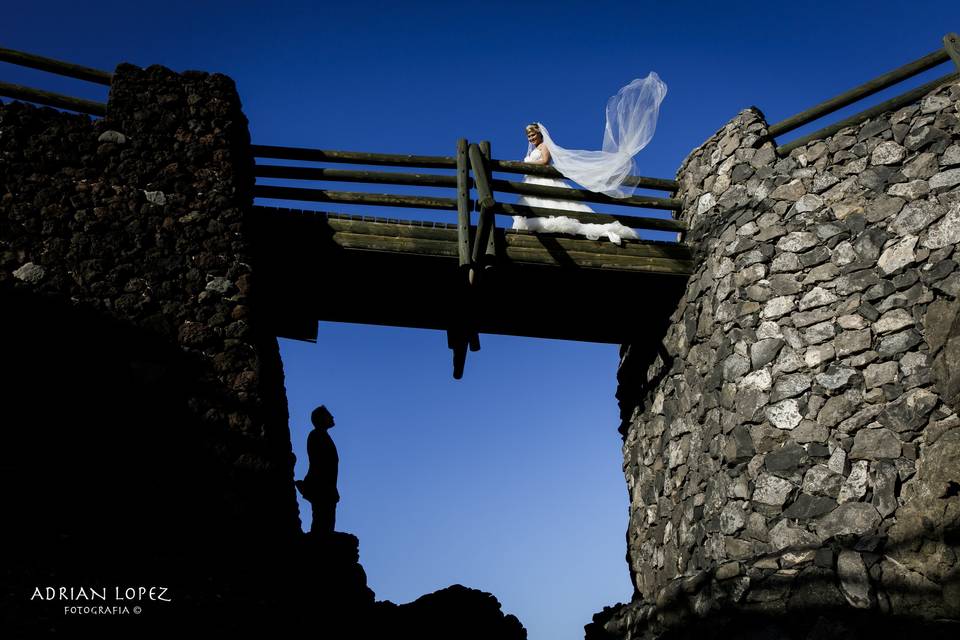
[375,584,527,640]
[0,64,525,637]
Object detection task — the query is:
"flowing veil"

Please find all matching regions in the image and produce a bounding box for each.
[530,72,668,198]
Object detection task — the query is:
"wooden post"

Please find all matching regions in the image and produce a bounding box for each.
[447,138,476,378]
[945,33,960,72]
[452,339,467,379]
[456,139,472,270]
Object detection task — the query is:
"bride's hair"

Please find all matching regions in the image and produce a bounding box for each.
[525,123,541,134]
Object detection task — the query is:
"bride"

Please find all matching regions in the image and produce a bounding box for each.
[511,73,667,245]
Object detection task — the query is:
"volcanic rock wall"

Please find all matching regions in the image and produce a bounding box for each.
[0,63,303,631]
[593,79,960,638]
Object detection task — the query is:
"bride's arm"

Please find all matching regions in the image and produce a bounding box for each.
[534,143,550,165]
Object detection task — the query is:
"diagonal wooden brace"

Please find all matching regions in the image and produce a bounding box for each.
[479,141,497,273]
[468,143,496,286]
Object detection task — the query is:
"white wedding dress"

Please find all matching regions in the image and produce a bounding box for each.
[510,146,640,245]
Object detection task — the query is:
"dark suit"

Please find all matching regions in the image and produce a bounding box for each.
[299,428,339,533]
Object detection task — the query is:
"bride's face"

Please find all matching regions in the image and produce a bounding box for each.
[526,128,542,145]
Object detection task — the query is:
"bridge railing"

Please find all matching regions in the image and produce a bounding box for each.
[251,142,685,241]
[251,145,461,211]
[253,141,687,378]
[770,32,960,156]
[0,46,110,116]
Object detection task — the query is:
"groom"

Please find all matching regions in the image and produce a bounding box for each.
[295,405,340,534]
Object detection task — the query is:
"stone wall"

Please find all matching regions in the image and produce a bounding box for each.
[592,79,960,638]
[0,63,303,631]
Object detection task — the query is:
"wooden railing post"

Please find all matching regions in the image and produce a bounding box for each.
[447,327,468,380]
[456,139,472,271]
[946,33,960,72]
[447,138,479,379]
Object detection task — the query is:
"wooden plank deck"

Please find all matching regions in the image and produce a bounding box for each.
[249,205,691,345]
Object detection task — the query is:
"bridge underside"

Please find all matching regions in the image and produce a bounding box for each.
[250,206,692,345]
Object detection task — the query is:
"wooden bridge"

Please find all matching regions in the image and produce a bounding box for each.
[247,141,690,377]
[3,34,959,376]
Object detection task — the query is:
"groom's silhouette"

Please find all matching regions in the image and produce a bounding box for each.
[295,405,339,534]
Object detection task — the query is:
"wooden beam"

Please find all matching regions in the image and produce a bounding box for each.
[326,230,693,275]
[0,81,106,116]
[253,184,458,210]
[501,242,694,274]
[768,46,951,138]
[492,202,686,233]
[489,159,678,192]
[491,178,681,210]
[0,46,113,85]
[316,214,692,259]
[777,70,959,156]
[251,144,456,168]
[254,164,460,188]
[499,231,692,260]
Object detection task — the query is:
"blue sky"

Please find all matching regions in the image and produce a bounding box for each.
[5,2,959,638]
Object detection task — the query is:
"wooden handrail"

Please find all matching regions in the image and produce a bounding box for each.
[254,164,461,188]
[768,45,950,138]
[253,185,458,210]
[490,178,681,211]
[252,162,681,212]
[0,46,112,85]
[777,70,959,155]
[252,144,457,169]
[251,144,676,191]
[489,159,678,192]
[0,81,106,116]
